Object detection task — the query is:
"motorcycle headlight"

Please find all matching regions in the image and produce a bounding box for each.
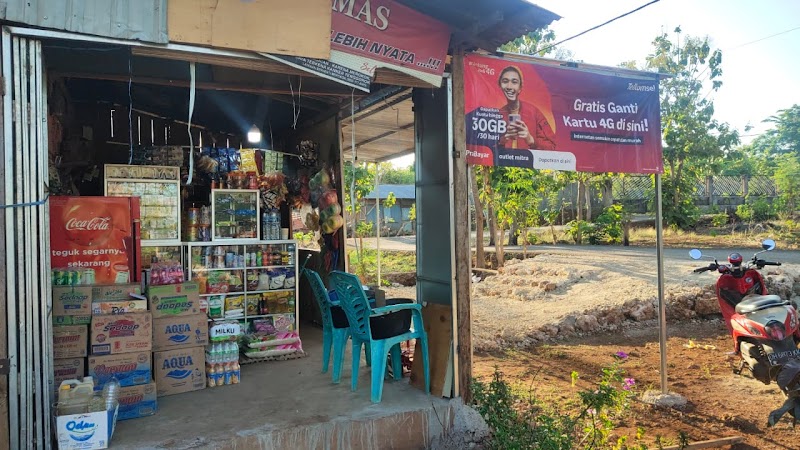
[765,320,787,341]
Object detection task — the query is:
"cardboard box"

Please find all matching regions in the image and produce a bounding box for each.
[90,313,152,355]
[54,358,86,386]
[53,314,92,326]
[91,299,148,315]
[148,282,200,318]
[154,346,206,397]
[53,286,93,316]
[53,325,88,358]
[55,406,117,450]
[92,284,142,302]
[88,352,151,389]
[117,381,157,420]
[152,314,208,350]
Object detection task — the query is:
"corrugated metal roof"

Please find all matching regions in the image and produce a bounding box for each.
[1,0,167,43]
[365,184,416,200]
[398,0,560,51]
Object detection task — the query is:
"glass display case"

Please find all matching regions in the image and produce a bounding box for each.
[105,164,181,245]
[211,189,260,241]
[185,240,298,331]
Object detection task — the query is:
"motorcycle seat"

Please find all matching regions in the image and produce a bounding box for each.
[735,294,787,314]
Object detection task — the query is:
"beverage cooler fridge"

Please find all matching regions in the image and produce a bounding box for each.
[49,196,142,284]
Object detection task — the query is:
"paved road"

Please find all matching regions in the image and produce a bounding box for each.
[347,235,800,265]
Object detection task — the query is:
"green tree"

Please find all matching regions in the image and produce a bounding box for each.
[379,163,415,184]
[764,105,800,155]
[774,154,800,216]
[645,28,739,228]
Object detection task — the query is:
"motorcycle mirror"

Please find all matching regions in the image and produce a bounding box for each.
[762,239,776,251]
[689,249,703,260]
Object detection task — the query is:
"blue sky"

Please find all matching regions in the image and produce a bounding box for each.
[533,0,800,142]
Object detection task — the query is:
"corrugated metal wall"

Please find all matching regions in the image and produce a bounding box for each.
[0,0,167,43]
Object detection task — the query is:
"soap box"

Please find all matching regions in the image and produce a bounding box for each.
[88,351,151,389]
[92,284,142,302]
[90,312,152,355]
[53,358,86,386]
[117,381,158,420]
[53,325,88,359]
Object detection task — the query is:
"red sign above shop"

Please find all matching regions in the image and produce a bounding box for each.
[330,0,450,86]
[50,196,141,285]
[464,54,663,174]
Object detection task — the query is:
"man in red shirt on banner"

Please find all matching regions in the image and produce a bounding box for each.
[497,65,556,151]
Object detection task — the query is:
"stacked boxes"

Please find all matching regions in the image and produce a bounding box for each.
[52,285,92,388]
[149,282,207,397]
[89,284,157,420]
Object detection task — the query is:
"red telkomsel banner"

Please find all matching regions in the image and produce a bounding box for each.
[464,54,663,174]
[330,0,450,84]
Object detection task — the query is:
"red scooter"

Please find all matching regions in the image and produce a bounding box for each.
[690,239,800,426]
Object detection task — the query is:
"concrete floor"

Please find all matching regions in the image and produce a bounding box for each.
[111,326,453,449]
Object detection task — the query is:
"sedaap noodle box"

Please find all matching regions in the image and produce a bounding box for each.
[90,312,151,355]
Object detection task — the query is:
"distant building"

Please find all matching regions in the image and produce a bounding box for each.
[359,184,415,235]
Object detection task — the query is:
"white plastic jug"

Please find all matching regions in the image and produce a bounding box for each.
[57,376,95,415]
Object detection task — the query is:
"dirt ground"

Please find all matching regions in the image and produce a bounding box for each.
[383,249,800,448]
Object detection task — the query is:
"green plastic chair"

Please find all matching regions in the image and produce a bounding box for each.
[301,264,370,383]
[329,270,430,403]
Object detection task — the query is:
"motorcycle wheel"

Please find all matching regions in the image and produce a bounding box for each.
[740,340,771,385]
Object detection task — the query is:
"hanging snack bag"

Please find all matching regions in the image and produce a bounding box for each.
[229,148,241,172]
[240,149,258,174]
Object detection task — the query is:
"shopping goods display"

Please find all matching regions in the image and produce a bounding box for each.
[211,189,260,240]
[55,376,119,450]
[105,164,181,244]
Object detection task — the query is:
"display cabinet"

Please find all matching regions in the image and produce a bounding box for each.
[185,240,298,332]
[105,164,181,245]
[211,189,260,241]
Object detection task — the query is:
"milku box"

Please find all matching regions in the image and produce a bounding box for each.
[54,358,86,386]
[116,381,158,420]
[154,346,206,397]
[152,314,208,351]
[90,312,152,355]
[88,351,151,389]
[148,282,200,318]
[53,325,89,359]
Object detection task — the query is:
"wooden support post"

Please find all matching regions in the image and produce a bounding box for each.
[451,49,473,401]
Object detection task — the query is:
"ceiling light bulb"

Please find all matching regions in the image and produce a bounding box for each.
[247,125,262,144]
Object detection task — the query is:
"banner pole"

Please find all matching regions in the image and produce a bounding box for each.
[655,172,668,394]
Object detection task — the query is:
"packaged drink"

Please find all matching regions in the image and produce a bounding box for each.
[230,362,240,384]
[223,363,232,385]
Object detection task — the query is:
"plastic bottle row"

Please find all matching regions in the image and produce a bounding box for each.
[206,341,239,364]
[207,362,240,387]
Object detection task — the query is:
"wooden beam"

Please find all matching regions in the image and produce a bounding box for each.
[451,49,473,402]
[50,71,353,97]
[661,436,743,450]
[131,46,315,78]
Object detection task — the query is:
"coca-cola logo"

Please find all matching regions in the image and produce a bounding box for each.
[59,201,116,247]
[65,217,111,231]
